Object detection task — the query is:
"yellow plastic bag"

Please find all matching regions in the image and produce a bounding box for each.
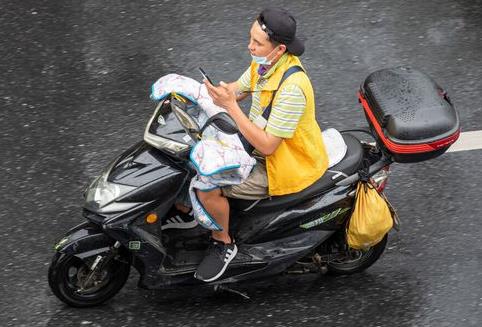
[347,182,393,250]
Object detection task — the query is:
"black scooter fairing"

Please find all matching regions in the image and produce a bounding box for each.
[78,142,194,287]
[109,141,191,203]
[82,141,190,217]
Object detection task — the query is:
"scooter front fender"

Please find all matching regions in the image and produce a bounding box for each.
[54,222,115,260]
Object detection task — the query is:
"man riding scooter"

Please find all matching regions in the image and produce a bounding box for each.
[191,7,330,282]
[47,5,462,308]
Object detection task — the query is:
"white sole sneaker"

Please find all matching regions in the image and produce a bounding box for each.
[161,214,198,230]
[195,244,238,282]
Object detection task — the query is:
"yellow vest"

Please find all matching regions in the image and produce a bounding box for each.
[249,54,329,196]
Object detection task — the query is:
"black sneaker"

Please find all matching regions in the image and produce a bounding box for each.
[194,240,238,282]
[161,211,198,230]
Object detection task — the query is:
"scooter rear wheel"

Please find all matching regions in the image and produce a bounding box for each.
[327,234,388,275]
[48,252,130,307]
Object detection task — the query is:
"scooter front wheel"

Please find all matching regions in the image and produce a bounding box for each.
[48,252,131,307]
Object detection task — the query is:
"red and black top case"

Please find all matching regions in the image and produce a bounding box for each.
[358,67,460,163]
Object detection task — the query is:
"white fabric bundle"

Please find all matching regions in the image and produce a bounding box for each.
[150,73,224,118]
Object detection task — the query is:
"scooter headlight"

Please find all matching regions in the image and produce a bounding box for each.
[84,165,136,209]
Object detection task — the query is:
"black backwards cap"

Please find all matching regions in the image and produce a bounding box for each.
[257,8,305,56]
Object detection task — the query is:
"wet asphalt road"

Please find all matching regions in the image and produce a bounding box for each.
[1,0,481,326]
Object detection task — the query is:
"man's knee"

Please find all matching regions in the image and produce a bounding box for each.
[196,188,222,204]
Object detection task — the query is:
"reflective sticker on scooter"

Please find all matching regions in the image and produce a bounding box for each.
[128,241,141,250]
[53,237,69,251]
[300,207,351,229]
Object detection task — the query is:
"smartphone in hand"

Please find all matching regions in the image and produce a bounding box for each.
[198,67,217,85]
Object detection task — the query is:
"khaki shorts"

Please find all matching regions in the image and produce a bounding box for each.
[221,160,269,200]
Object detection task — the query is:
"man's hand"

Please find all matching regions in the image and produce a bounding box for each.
[204,80,237,112]
[205,79,283,156]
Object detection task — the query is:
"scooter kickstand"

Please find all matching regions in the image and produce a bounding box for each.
[213,284,250,300]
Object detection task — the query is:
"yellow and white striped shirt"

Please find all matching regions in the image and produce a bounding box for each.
[237,54,307,139]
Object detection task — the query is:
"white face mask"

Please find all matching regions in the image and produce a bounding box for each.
[251,46,278,65]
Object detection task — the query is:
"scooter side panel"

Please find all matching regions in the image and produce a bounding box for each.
[137,229,333,289]
[236,186,354,243]
[221,229,334,283]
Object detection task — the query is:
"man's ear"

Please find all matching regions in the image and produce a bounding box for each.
[278,44,287,54]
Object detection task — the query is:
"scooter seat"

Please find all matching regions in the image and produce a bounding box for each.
[229,133,363,213]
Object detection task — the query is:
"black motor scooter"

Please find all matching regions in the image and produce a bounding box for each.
[48,67,459,307]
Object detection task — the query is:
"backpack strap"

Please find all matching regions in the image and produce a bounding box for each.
[239,65,305,153]
[261,65,304,121]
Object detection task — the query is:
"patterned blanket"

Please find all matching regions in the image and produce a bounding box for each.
[151,74,255,231]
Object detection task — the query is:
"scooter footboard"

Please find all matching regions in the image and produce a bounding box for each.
[223,230,335,283]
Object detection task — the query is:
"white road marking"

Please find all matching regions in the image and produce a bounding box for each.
[447,130,482,153]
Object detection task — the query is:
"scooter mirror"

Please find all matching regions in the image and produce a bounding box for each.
[170,97,201,138]
[200,112,239,135]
